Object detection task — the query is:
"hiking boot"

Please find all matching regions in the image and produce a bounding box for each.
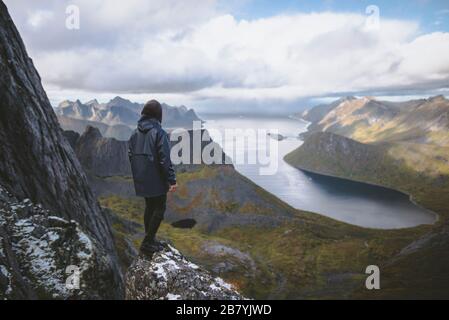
[139,245,156,260]
[139,240,166,259]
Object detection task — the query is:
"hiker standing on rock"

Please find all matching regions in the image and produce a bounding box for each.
[128,99,177,258]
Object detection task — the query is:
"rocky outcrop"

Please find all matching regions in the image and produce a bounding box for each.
[125,243,244,300]
[0,2,122,298]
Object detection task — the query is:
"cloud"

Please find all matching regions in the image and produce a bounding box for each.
[4,0,449,106]
[27,9,54,27]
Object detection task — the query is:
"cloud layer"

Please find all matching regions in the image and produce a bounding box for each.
[5,0,449,107]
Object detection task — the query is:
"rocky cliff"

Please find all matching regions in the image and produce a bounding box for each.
[0,1,122,298]
[125,243,244,300]
[75,126,131,177]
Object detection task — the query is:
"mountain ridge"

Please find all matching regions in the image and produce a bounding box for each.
[55,97,202,132]
[299,95,449,147]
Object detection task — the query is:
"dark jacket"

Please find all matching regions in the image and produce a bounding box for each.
[128,116,176,197]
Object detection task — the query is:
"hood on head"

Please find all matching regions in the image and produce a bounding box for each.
[141,99,162,123]
[138,116,160,133]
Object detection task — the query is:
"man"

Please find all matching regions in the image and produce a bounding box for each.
[128,99,177,258]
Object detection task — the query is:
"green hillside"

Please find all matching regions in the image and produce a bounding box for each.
[99,165,433,299]
[284,96,449,298]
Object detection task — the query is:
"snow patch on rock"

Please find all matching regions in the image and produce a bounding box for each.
[125,243,245,300]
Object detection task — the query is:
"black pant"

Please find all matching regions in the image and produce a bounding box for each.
[141,194,167,250]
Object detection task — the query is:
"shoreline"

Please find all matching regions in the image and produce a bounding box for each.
[287,164,438,226]
[203,114,438,230]
[285,118,440,227]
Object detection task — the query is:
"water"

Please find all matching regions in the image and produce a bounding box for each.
[201,114,436,229]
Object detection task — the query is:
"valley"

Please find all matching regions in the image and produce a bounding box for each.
[54,92,449,299]
[286,96,449,298]
[2,0,448,301]
[63,123,435,299]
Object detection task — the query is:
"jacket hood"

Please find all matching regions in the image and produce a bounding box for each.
[137,116,160,133]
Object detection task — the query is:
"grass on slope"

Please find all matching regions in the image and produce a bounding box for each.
[100,189,426,299]
[284,131,449,298]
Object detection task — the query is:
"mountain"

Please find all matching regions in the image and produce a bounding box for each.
[285,131,391,180]
[55,97,202,134]
[285,96,449,298]
[290,95,449,180]
[72,126,131,177]
[298,96,356,123]
[285,131,449,192]
[64,126,446,299]
[58,115,133,141]
[299,96,449,147]
[0,1,123,299]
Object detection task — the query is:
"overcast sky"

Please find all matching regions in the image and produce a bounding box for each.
[4,0,449,113]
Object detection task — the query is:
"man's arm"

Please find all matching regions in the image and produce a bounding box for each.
[128,131,137,161]
[157,130,177,187]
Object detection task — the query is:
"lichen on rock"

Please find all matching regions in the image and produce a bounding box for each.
[125,243,245,300]
[0,185,120,299]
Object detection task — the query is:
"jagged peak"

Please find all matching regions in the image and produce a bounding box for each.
[85,99,99,106]
[57,100,74,108]
[109,96,131,104]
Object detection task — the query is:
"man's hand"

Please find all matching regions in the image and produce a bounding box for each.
[169,183,177,192]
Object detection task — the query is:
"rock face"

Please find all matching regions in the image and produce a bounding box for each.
[0,186,120,299]
[125,244,244,300]
[75,126,131,177]
[0,2,122,298]
[62,130,80,150]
